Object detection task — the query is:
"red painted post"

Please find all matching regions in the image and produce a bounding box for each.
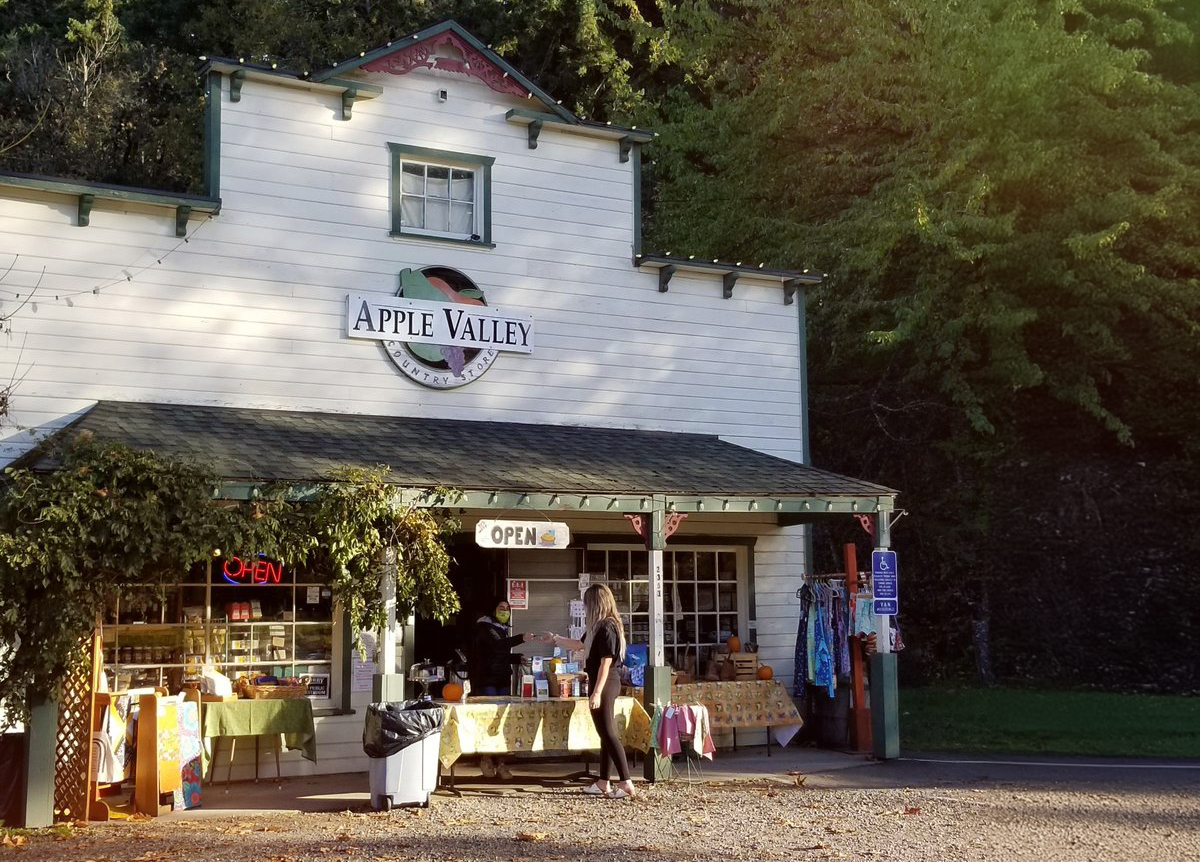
[845,543,872,752]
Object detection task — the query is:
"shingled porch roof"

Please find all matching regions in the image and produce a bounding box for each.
[37,401,898,516]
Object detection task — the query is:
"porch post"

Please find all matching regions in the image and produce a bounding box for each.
[373,547,406,702]
[870,511,900,759]
[642,496,671,782]
[20,696,57,827]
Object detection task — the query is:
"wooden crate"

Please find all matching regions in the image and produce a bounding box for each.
[729,652,760,680]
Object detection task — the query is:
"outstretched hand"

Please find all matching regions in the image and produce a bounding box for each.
[536,631,556,645]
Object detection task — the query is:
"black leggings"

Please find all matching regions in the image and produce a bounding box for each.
[588,671,630,782]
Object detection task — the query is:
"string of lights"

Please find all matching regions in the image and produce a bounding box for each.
[0,212,216,318]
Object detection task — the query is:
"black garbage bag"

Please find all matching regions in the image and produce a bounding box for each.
[363,700,444,758]
[0,732,25,826]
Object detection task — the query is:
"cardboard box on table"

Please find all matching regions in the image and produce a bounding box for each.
[546,672,586,698]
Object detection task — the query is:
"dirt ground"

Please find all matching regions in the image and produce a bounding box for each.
[8,756,1200,862]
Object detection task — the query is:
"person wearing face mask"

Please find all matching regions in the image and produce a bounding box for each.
[468,596,535,779]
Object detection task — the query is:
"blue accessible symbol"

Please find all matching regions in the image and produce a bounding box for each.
[872,549,898,616]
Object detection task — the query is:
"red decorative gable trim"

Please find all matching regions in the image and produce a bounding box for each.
[362,31,530,99]
[624,511,689,547]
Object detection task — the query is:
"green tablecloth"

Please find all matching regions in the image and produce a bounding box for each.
[201,699,317,766]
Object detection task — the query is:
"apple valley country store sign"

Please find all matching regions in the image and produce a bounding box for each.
[347,267,534,389]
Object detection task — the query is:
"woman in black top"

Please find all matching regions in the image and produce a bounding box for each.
[468,597,535,779]
[546,584,634,799]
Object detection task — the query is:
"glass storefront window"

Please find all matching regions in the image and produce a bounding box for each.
[100,558,338,706]
[583,545,747,671]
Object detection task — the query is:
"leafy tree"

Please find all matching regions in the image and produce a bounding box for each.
[648,0,1200,683]
[652,0,1200,449]
[1,0,697,188]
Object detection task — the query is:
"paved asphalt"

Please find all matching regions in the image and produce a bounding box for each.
[810,751,1200,793]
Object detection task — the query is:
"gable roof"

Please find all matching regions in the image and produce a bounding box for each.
[311,20,577,123]
[200,20,657,142]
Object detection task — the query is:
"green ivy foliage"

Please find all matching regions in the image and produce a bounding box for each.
[284,466,462,657]
[0,436,460,728]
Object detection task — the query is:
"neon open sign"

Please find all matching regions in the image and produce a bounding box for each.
[222,555,284,585]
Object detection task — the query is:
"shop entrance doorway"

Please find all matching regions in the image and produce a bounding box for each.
[412,540,505,692]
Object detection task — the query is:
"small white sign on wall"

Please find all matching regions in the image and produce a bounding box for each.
[507,579,529,611]
[351,631,378,692]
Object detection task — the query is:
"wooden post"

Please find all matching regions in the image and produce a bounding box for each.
[845,543,872,753]
[20,697,57,828]
[373,548,406,701]
[642,497,671,782]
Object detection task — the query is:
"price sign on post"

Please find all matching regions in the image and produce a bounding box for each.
[872,549,899,615]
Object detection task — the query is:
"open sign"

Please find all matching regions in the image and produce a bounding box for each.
[475,519,571,549]
[221,555,284,585]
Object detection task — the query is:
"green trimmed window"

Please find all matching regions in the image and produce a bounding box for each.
[388,143,494,246]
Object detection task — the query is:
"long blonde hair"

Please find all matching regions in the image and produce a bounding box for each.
[583,583,626,660]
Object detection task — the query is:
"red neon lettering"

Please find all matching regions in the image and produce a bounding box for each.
[223,556,246,582]
[222,555,284,585]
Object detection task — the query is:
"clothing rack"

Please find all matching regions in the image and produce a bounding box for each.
[796,571,856,600]
[793,552,875,753]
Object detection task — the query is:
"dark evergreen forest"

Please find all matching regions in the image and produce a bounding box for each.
[3,0,1198,693]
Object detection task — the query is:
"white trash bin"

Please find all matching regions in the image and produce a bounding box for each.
[368,730,441,810]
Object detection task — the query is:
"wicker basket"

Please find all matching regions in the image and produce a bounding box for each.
[238,676,310,699]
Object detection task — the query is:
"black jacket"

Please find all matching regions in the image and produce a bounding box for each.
[468,618,524,692]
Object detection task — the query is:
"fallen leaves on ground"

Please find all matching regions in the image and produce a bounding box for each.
[2,832,29,847]
[903,807,922,815]
[516,832,548,842]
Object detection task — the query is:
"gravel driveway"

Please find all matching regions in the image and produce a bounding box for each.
[10,758,1200,861]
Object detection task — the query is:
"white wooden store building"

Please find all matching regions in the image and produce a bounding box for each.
[0,21,899,779]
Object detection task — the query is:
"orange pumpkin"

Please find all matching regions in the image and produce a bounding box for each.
[726,635,742,652]
[756,664,774,680]
[442,681,463,701]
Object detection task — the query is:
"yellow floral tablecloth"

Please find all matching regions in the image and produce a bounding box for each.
[634,680,804,747]
[437,696,651,769]
[668,681,803,730]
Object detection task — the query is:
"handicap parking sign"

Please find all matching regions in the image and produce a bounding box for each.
[872,549,898,615]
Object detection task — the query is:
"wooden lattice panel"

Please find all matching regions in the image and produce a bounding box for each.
[53,632,98,822]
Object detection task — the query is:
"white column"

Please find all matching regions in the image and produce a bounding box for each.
[648,547,665,666]
[379,547,399,674]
